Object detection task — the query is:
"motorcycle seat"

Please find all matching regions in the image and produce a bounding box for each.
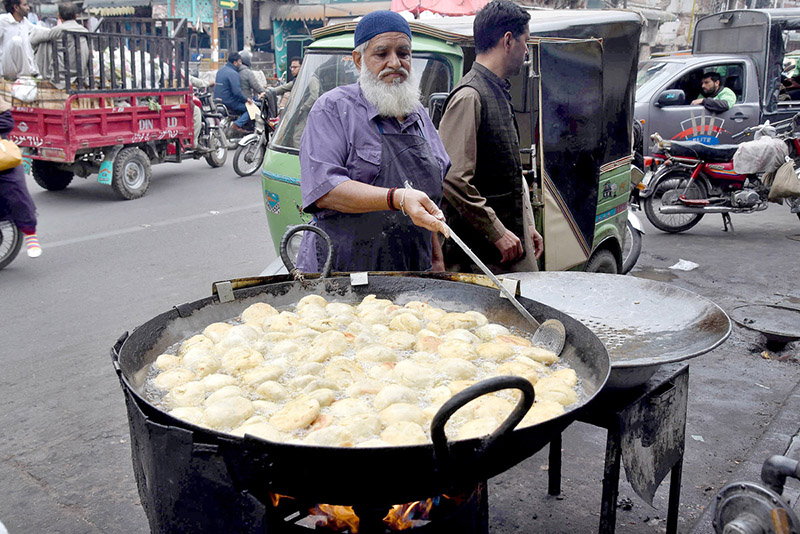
[668,141,740,163]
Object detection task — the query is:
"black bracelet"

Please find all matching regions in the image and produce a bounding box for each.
[387,187,399,211]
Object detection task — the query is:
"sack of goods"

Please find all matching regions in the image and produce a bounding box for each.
[768,159,800,201]
[732,136,788,174]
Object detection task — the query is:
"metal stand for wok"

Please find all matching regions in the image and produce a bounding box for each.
[547,363,690,534]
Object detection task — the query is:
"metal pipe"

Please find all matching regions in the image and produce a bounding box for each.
[658,206,735,214]
[761,455,800,496]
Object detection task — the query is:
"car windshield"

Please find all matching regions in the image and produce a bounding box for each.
[270,51,452,151]
[636,60,675,98]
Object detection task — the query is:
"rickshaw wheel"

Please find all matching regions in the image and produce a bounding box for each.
[112,147,152,200]
[585,249,618,274]
[31,161,73,191]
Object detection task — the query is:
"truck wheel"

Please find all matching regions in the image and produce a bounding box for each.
[31,161,73,191]
[112,147,151,200]
[585,249,618,274]
[205,130,227,168]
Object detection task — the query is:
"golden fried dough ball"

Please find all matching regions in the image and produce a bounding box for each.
[324,358,366,388]
[178,334,214,356]
[496,334,531,347]
[457,417,499,441]
[241,302,278,324]
[329,398,372,418]
[297,295,328,310]
[448,380,476,395]
[393,360,435,389]
[301,331,349,363]
[204,385,246,405]
[496,361,539,386]
[326,302,355,316]
[550,368,578,387]
[374,384,417,411]
[464,311,489,327]
[339,413,382,441]
[382,331,417,351]
[266,312,302,333]
[518,399,565,428]
[169,407,207,427]
[437,339,478,360]
[444,329,481,345]
[270,397,320,432]
[153,353,181,371]
[346,379,387,397]
[154,368,196,391]
[435,358,479,381]
[367,362,397,381]
[203,322,233,343]
[438,312,480,331]
[471,396,515,422]
[476,342,515,361]
[201,373,238,392]
[296,362,324,376]
[534,377,578,406]
[221,347,265,374]
[303,388,335,407]
[389,313,423,334]
[205,396,255,429]
[355,344,397,363]
[379,403,426,427]
[304,426,354,447]
[517,346,559,364]
[182,350,220,379]
[242,365,284,387]
[164,381,207,409]
[474,324,511,341]
[381,422,427,446]
[256,381,290,402]
[416,335,444,353]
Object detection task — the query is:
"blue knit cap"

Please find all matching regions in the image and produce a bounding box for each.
[354,11,412,48]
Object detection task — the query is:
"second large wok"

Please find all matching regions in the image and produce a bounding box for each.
[112,272,610,508]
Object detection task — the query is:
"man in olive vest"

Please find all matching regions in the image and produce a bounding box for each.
[438,0,542,274]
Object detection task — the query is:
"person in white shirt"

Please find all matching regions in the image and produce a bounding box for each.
[0,0,41,78]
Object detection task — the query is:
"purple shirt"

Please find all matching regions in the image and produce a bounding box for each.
[296,82,451,272]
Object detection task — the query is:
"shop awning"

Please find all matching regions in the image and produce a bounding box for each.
[391,0,487,16]
[83,0,150,15]
[272,1,391,21]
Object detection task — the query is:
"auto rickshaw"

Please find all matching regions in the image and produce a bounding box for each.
[260,10,643,273]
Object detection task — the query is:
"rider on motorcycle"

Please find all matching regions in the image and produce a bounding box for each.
[0,97,40,258]
[214,52,253,137]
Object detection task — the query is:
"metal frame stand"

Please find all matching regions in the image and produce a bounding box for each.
[547,364,690,534]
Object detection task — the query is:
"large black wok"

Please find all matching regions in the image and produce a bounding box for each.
[111,272,610,531]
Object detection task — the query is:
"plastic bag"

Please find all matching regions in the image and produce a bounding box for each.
[10,77,37,103]
[0,139,21,171]
[768,159,800,200]
[732,137,788,174]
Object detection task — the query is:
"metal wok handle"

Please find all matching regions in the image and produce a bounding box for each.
[279,224,334,278]
[431,376,535,478]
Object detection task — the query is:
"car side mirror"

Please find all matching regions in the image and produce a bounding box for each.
[656,89,686,107]
[427,92,449,129]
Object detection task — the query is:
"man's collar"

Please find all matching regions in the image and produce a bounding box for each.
[472,62,511,91]
[356,82,421,127]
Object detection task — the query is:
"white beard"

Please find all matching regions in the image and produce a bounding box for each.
[359,62,421,118]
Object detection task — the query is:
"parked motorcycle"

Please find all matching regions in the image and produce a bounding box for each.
[0,218,22,270]
[233,90,278,177]
[642,118,800,233]
[622,165,645,274]
[193,90,228,167]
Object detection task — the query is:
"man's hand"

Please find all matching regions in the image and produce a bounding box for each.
[247,98,253,105]
[401,189,449,238]
[529,225,543,259]
[691,98,703,105]
[494,230,523,263]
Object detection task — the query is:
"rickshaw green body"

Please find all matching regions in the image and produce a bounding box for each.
[261,12,642,272]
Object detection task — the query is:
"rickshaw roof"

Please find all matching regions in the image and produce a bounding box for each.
[695,8,800,30]
[312,8,643,44]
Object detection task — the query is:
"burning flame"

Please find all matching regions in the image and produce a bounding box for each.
[383,499,435,530]
[269,493,293,507]
[312,504,360,532]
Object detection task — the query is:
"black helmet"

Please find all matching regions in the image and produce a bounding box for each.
[239,49,252,67]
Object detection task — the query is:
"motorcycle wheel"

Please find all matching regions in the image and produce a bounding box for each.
[621,219,642,274]
[643,170,707,233]
[233,140,266,177]
[205,130,228,168]
[0,220,23,270]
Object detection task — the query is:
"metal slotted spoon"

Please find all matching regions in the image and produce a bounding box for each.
[444,225,566,356]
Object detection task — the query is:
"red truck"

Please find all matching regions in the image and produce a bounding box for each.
[7,18,226,200]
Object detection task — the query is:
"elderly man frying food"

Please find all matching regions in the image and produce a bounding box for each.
[295,11,450,273]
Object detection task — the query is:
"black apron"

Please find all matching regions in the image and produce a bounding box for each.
[313,119,442,272]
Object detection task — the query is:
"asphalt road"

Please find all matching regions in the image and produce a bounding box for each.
[1,163,799,533]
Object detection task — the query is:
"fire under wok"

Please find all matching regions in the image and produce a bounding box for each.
[111,272,610,526]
